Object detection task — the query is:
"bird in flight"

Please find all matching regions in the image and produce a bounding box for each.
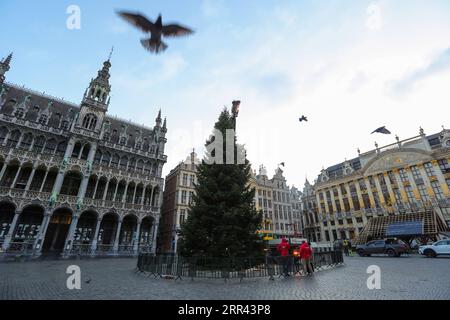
[299,116,308,122]
[371,126,391,135]
[116,11,194,54]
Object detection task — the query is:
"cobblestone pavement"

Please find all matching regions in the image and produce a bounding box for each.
[1,255,449,300]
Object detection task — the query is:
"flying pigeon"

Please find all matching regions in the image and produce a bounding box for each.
[371,126,391,135]
[85,278,92,284]
[116,11,194,54]
[299,116,308,122]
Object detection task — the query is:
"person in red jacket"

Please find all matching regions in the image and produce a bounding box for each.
[277,238,291,277]
[299,241,314,275]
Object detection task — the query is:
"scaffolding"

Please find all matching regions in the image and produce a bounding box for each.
[355,207,449,245]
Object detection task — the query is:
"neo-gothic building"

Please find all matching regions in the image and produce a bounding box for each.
[0,52,167,259]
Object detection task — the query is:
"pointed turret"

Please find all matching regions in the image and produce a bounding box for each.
[155,109,162,127]
[82,52,112,109]
[0,52,13,85]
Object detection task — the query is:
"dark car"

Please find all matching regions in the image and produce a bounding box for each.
[356,238,409,257]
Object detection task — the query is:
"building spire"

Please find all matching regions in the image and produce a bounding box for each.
[0,52,13,85]
[108,46,114,62]
[155,109,162,126]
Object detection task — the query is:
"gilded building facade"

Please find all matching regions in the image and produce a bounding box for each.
[0,53,167,258]
[305,129,450,243]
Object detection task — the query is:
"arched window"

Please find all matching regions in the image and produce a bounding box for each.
[136,159,144,172]
[128,158,136,171]
[111,154,120,168]
[56,141,67,156]
[0,127,9,144]
[94,150,102,165]
[119,156,128,171]
[101,152,111,166]
[81,144,91,160]
[6,130,21,148]
[32,136,45,153]
[44,138,57,154]
[144,162,151,174]
[20,133,33,150]
[72,142,82,158]
[82,113,97,130]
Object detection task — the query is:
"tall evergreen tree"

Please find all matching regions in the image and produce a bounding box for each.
[179,108,263,258]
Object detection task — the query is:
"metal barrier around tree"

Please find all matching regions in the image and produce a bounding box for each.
[136,250,344,281]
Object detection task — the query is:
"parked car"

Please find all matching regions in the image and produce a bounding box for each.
[418,239,450,258]
[356,238,409,257]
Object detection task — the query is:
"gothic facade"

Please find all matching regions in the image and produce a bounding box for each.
[0,52,167,259]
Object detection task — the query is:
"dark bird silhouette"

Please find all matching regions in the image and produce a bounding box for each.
[299,116,308,122]
[279,162,285,167]
[371,126,391,135]
[85,278,92,284]
[116,11,194,54]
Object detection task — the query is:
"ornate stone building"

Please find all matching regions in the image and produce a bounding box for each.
[305,128,450,243]
[159,150,199,253]
[0,52,167,259]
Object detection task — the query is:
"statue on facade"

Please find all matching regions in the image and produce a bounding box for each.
[61,157,69,170]
[49,192,57,207]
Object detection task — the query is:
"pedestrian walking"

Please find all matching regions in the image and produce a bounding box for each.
[343,239,350,257]
[299,241,314,276]
[277,238,291,277]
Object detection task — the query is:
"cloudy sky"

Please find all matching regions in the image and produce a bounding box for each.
[1,0,449,188]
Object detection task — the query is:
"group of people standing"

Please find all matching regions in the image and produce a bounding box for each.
[276,238,314,277]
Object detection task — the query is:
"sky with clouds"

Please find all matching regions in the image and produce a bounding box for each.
[1,0,450,188]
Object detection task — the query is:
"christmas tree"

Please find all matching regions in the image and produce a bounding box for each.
[179,106,263,258]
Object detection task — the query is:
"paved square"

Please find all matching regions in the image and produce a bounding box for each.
[1,255,449,300]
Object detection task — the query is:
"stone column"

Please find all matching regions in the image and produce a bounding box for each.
[25,165,37,191]
[383,172,396,206]
[112,182,119,202]
[51,138,76,195]
[315,193,322,214]
[133,221,141,254]
[151,185,158,207]
[62,214,80,257]
[39,169,49,192]
[34,211,52,254]
[140,186,146,205]
[90,217,102,254]
[364,178,376,208]
[113,218,123,254]
[122,182,129,203]
[329,188,338,213]
[102,179,110,201]
[151,219,159,254]
[1,210,20,250]
[0,161,8,183]
[322,190,331,214]
[336,185,345,212]
[354,180,365,209]
[92,178,100,199]
[2,132,10,146]
[132,184,137,204]
[345,183,355,210]
[10,165,22,188]
[373,175,386,205]
[77,175,90,200]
